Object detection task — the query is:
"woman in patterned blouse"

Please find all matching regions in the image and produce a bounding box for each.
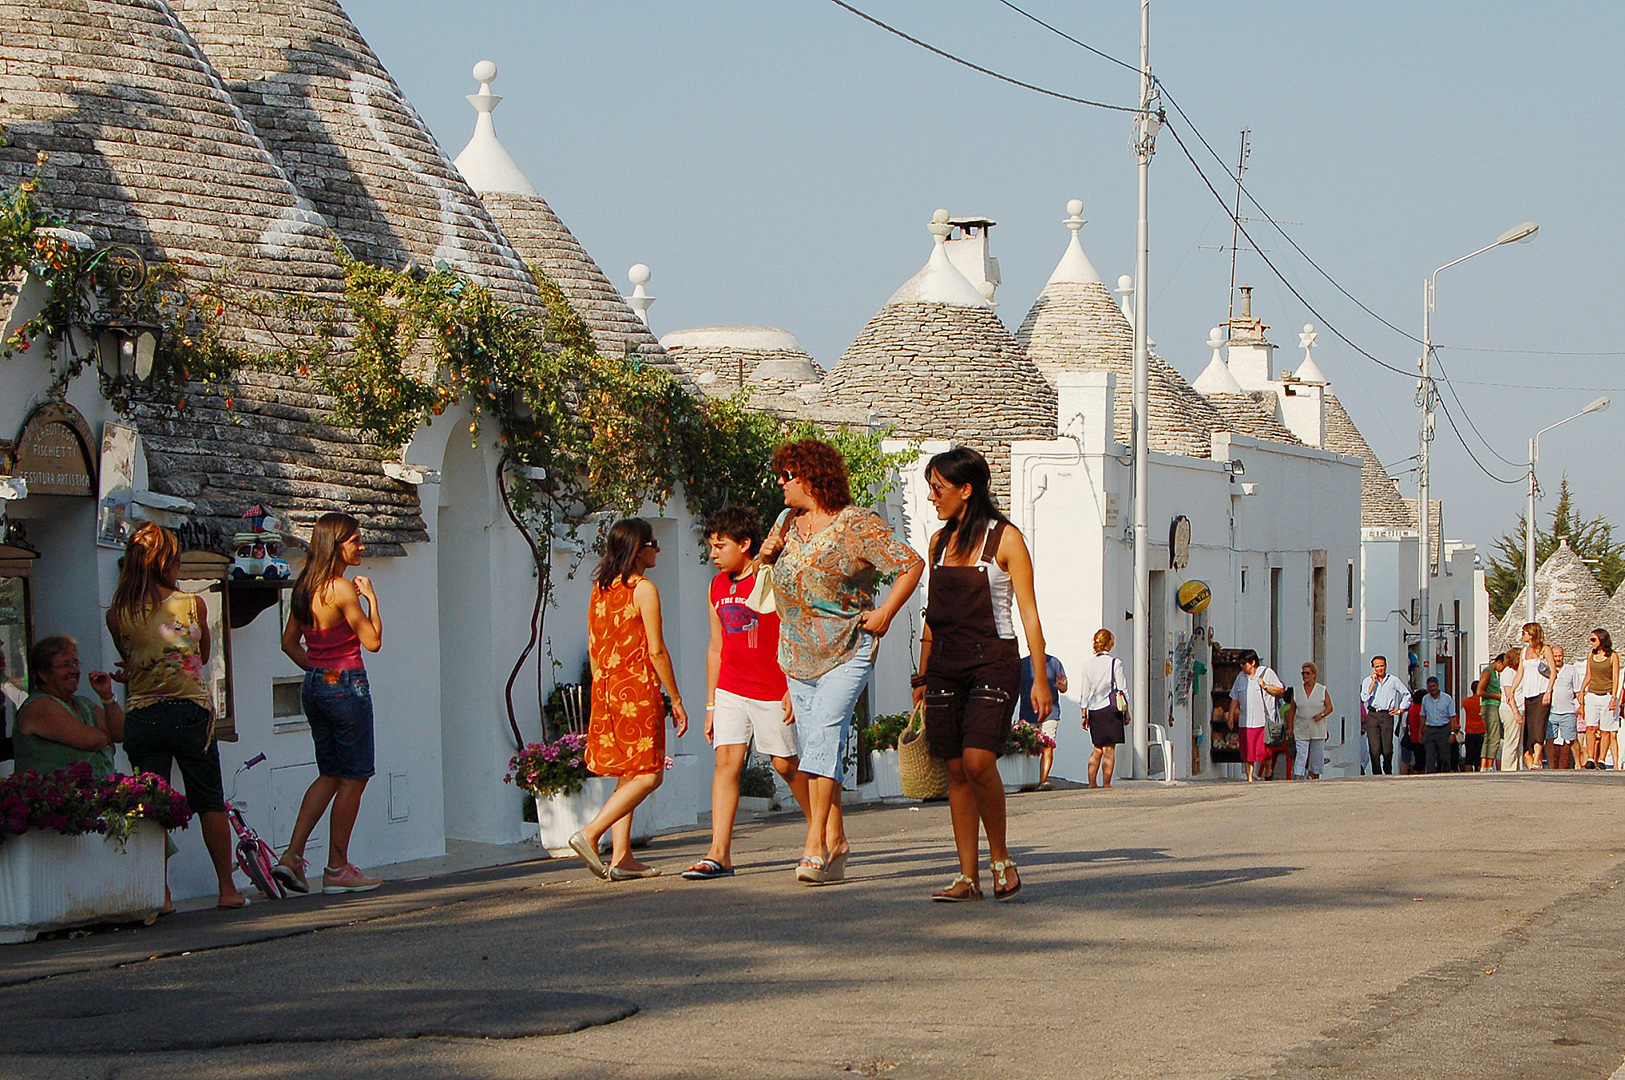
[757,439,923,884]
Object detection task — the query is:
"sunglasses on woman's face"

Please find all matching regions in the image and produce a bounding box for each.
[776,470,796,484]
[641,540,660,552]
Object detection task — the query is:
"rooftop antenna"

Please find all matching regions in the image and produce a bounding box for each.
[1226,129,1250,333]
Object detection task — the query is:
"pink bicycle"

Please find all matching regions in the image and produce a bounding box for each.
[227,753,285,900]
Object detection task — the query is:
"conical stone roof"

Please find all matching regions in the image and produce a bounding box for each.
[0,0,425,550]
[1016,208,1229,458]
[445,62,676,376]
[1202,390,1302,446]
[661,326,819,395]
[1324,393,1414,530]
[1496,540,1609,661]
[169,0,545,315]
[817,213,1055,496]
[1594,584,1625,647]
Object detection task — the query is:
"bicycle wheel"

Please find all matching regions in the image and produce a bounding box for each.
[237,837,283,899]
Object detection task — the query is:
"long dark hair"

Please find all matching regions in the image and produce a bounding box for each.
[593,518,653,590]
[1595,628,1614,657]
[928,446,1007,563]
[291,512,359,625]
[110,522,180,630]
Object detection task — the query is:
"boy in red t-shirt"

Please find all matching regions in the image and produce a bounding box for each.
[682,508,808,880]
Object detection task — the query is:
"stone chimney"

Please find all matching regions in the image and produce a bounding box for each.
[943,216,1001,302]
[1274,323,1328,447]
[1226,284,1276,389]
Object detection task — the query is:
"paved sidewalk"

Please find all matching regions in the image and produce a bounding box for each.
[6,772,1625,1079]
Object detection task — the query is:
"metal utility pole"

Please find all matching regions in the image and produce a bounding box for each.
[1130,0,1158,779]
[1418,221,1538,686]
[1526,396,1610,623]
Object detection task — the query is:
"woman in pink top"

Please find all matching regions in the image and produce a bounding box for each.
[276,513,384,895]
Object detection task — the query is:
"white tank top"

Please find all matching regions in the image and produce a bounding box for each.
[1520,655,1550,698]
[933,521,1015,639]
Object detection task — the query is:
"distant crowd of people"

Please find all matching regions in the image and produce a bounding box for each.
[1357,620,1621,774]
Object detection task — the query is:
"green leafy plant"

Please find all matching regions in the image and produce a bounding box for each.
[1001,720,1055,758]
[739,758,777,799]
[858,711,913,757]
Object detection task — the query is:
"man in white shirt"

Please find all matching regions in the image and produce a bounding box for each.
[1419,676,1457,774]
[1546,645,1584,769]
[1360,656,1411,776]
[1228,649,1285,783]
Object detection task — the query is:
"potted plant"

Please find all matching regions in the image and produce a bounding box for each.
[997,721,1054,793]
[860,712,913,800]
[737,757,776,815]
[1,764,192,944]
[506,733,652,855]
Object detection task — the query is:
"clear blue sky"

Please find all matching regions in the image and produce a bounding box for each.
[345,0,1625,557]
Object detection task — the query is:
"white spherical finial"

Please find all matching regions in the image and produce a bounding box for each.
[1117,274,1133,292]
[472,60,498,84]
[1066,198,1084,217]
[931,208,950,224]
[628,263,651,286]
[1207,327,1226,350]
[977,280,997,301]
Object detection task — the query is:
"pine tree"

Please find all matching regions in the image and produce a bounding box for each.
[1486,476,1625,618]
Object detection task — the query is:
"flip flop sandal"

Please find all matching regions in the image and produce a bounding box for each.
[681,858,735,880]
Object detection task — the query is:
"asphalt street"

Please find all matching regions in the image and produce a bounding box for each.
[5,771,1625,1080]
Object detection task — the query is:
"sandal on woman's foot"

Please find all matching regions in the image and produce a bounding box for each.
[681,858,734,880]
[795,856,827,884]
[823,849,849,883]
[991,858,1022,900]
[931,874,982,902]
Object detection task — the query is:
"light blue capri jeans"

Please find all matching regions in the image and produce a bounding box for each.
[788,633,877,781]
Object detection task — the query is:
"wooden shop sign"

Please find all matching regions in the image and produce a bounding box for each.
[12,402,96,497]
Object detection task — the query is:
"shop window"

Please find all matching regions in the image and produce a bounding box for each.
[272,677,307,734]
[0,545,38,758]
[178,550,236,741]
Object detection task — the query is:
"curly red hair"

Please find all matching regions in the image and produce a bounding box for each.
[772,438,852,513]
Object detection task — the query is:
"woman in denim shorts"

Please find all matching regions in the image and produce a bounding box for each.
[756,439,923,885]
[912,447,1052,903]
[276,513,384,896]
[108,523,247,911]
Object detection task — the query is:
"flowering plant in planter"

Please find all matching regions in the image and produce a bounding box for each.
[505,732,591,800]
[0,764,193,849]
[1001,721,1056,758]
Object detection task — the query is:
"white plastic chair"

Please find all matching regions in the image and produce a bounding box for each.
[1147,723,1176,783]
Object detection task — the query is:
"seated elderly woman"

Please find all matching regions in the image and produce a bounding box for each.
[14,635,123,777]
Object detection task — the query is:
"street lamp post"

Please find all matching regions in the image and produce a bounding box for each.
[1129,0,1159,779]
[1525,397,1610,623]
[1417,221,1537,687]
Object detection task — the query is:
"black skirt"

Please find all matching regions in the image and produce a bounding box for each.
[1087,705,1126,746]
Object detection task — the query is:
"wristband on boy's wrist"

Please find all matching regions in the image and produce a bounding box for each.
[910,673,927,689]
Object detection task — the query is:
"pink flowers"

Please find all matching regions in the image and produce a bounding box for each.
[506,731,593,799]
[0,765,193,845]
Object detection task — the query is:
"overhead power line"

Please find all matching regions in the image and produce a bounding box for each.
[989,0,1141,73]
[824,0,1137,113]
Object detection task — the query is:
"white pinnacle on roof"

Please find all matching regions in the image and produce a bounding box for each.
[626,263,654,325]
[1193,327,1246,395]
[1292,323,1330,384]
[1046,199,1104,286]
[886,209,991,308]
[453,61,539,196]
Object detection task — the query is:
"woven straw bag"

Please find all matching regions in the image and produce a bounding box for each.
[897,703,948,800]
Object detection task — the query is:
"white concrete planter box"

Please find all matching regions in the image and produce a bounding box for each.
[535,776,654,856]
[1,822,166,944]
[871,749,904,800]
[736,795,774,816]
[997,753,1041,793]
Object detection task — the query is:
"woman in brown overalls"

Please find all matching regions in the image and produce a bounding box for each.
[912,448,1054,902]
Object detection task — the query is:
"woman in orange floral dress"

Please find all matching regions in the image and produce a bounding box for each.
[568,518,688,880]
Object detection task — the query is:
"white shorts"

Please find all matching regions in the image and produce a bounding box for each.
[1039,718,1059,740]
[1586,692,1620,732]
[713,687,799,759]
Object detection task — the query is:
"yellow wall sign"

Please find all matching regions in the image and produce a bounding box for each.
[12,402,97,497]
